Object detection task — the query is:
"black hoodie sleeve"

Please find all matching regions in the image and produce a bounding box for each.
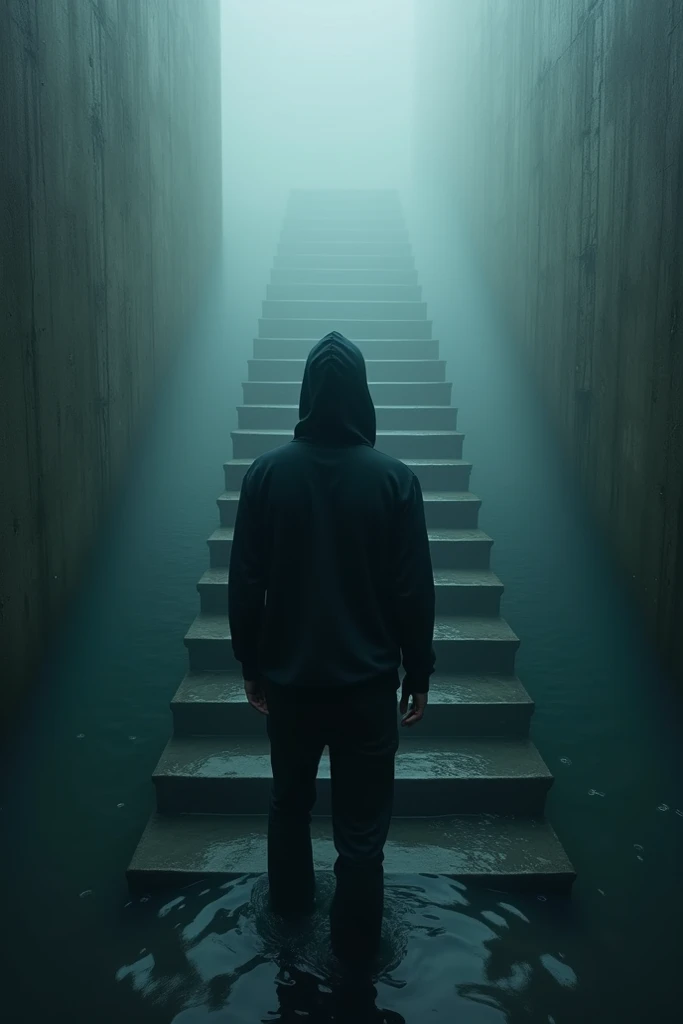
[393,473,436,691]
[228,472,266,681]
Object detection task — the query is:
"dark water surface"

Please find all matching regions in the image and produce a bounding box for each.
[2,244,682,1024]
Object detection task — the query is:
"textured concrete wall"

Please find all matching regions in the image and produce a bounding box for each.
[415,0,683,680]
[0,0,222,712]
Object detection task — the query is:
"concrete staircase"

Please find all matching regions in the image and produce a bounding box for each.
[127,189,575,892]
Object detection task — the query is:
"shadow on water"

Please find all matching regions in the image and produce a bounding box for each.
[1,238,683,1022]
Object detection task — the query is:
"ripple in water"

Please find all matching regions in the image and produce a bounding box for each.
[112,874,580,1023]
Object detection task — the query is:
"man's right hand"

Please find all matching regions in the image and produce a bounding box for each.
[399,678,428,727]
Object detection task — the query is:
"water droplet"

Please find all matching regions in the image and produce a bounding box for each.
[76,734,85,740]
[588,789,605,797]
[636,855,644,862]
[128,736,137,741]
[597,889,605,896]
[560,757,572,766]
[658,803,670,812]
[124,902,132,908]
[633,844,644,851]
[79,890,93,898]
[139,948,146,955]
[675,809,683,818]
[537,895,547,902]
[116,803,125,809]
[139,896,150,903]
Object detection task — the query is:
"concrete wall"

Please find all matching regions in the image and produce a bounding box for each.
[0,0,222,713]
[414,0,683,680]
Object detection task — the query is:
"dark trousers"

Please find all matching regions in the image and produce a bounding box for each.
[263,677,399,961]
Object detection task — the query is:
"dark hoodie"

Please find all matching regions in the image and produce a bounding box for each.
[228,331,436,690]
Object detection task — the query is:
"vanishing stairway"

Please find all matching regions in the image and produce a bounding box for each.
[128,189,575,891]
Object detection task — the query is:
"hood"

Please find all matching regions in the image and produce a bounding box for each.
[293,332,376,447]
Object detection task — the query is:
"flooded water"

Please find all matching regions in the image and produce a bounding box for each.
[2,236,682,1024]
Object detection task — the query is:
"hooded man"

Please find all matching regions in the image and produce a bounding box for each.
[228,331,436,963]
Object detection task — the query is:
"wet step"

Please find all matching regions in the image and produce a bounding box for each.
[242,380,452,405]
[266,284,423,301]
[258,319,431,340]
[151,734,550,816]
[261,299,427,320]
[224,456,471,492]
[231,428,463,460]
[128,811,575,892]
[273,254,415,271]
[217,488,478,530]
[237,403,458,431]
[253,338,438,360]
[170,671,533,738]
[197,565,501,617]
[184,613,518,673]
[208,524,493,571]
[249,358,442,380]
[271,268,419,286]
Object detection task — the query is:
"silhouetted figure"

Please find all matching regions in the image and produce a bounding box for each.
[229,331,436,964]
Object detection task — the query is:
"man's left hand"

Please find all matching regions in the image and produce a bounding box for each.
[244,679,268,715]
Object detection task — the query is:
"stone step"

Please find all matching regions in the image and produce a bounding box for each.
[273,254,415,270]
[254,338,438,360]
[248,358,443,381]
[237,403,458,431]
[224,456,471,493]
[184,613,518,674]
[231,428,464,460]
[241,380,452,406]
[208,524,492,570]
[258,319,432,340]
[217,488,478,530]
[151,734,549,816]
[280,229,410,244]
[127,811,575,892]
[266,284,423,301]
[197,565,501,617]
[278,241,414,258]
[271,268,419,286]
[170,671,533,738]
[282,217,407,230]
[261,300,427,321]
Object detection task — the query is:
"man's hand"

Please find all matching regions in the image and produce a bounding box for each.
[399,678,428,727]
[244,679,268,715]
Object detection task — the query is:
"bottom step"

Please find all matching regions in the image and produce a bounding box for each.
[128,812,575,892]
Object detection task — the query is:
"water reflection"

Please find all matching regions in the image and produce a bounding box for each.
[113,874,579,1023]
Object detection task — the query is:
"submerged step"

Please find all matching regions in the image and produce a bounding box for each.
[184,613,518,673]
[241,380,453,406]
[197,564,500,616]
[170,671,533,739]
[128,811,575,892]
[152,734,551,816]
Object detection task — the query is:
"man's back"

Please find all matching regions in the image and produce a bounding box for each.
[228,331,436,692]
